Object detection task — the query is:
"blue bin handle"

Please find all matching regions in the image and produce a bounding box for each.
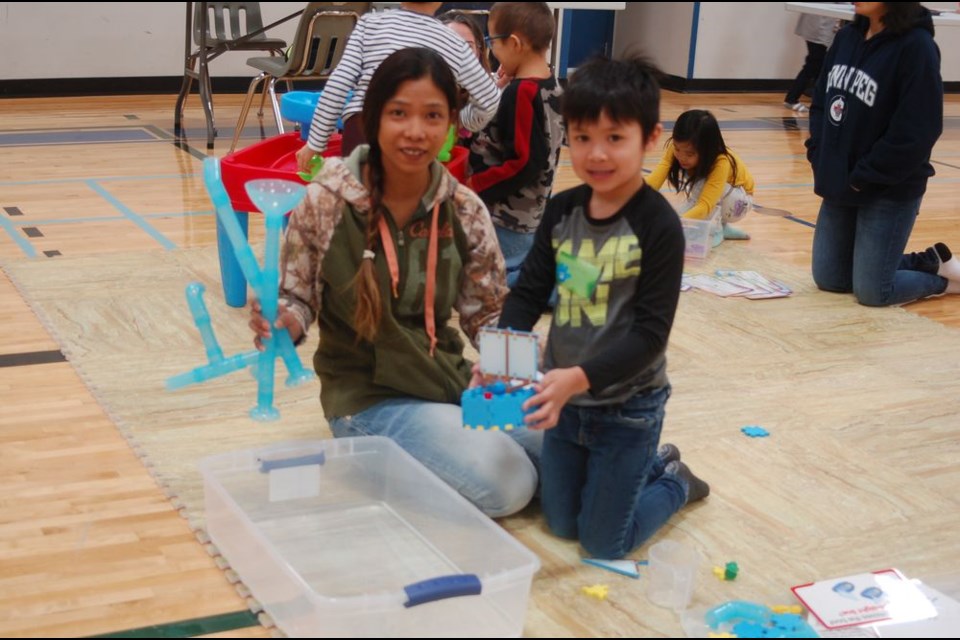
[258,451,325,473]
[403,574,481,608]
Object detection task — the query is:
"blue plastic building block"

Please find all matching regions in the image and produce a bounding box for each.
[462,380,535,431]
[704,600,819,639]
[741,425,770,438]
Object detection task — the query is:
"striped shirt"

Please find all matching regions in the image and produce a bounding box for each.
[306,8,501,153]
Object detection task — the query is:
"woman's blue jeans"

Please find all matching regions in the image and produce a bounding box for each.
[540,385,686,559]
[329,398,542,518]
[812,196,947,306]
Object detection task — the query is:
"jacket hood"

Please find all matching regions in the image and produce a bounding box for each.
[315,145,460,213]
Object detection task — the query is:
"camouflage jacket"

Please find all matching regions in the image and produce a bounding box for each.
[279,146,508,418]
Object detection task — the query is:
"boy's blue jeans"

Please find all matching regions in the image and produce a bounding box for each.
[328,398,542,518]
[540,385,686,559]
[812,196,947,306]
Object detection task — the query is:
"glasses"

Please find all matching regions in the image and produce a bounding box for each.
[484,34,509,47]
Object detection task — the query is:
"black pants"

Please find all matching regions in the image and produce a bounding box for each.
[340,114,366,158]
[785,41,827,104]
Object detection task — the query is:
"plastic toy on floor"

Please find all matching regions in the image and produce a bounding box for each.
[462,327,540,431]
[683,600,819,638]
[165,158,315,421]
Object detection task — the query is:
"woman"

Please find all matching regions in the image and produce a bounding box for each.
[806,2,959,306]
[251,48,541,517]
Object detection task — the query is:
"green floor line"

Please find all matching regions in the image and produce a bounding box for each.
[93,610,259,638]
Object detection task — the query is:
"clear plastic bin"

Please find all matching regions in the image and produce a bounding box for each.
[680,212,721,261]
[200,437,540,638]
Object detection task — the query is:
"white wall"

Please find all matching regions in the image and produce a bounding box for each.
[612,2,960,83]
[1,2,957,83]
[612,2,694,78]
[694,3,804,80]
[0,2,305,80]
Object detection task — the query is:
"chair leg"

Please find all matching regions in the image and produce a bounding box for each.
[198,53,216,148]
[230,73,268,154]
[175,55,198,132]
[256,79,270,119]
[268,78,285,135]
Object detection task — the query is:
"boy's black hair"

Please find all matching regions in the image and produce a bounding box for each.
[560,55,662,141]
[489,2,553,52]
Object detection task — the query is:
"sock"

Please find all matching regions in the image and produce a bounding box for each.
[657,443,681,466]
[665,461,710,505]
[934,243,960,281]
[722,224,751,241]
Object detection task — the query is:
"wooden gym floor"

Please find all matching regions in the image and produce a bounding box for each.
[0,91,958,637]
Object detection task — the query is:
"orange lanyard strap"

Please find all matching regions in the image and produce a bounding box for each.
[377,215,400,299]
[375,202,440,357]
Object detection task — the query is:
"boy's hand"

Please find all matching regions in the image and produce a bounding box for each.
[495,67,514,89]
[296,144,319,174]
[249,299,302,351]
[522,366,590,430]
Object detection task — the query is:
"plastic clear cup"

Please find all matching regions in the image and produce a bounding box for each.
[647,540,699,611]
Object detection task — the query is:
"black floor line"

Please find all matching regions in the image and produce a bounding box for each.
[0,350,66,368]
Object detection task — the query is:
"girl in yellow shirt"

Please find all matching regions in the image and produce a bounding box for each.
[646,109,754,245]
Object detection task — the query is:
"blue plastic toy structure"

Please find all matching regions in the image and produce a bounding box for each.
[742,425,770,438]
[462,328,540,431]
[462,381,535,432]
[701,600,819,638]
[165,158,315,421]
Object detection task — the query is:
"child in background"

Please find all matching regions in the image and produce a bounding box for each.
[469,2,564,287]
[295,2,500,170]
[645,109,755,246]
[495,56,709,560]
[440,10,493,147]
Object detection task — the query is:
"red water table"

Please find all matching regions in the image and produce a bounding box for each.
[217,132,468,307]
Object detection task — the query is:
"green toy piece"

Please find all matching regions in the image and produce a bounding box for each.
[724,561,739,581]
[437,124,457,162]
[556,251,602,299]
[297,154,324,182]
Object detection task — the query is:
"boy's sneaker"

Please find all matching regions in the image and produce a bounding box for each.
[657,443,681,466]
[665,461,711,505]
[784,101,809,113]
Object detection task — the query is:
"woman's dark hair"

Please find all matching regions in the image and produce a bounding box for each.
[353,47,458,343]
[853,2,928,36]
[561,54,662,142]
[666,109,737,196]
[439,10,491,73]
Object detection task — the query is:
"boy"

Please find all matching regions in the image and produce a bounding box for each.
[469,2,564,286]
[296,2,500,167]
[497,56,710,559]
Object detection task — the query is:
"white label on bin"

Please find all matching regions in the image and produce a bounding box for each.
[268,465,320,502]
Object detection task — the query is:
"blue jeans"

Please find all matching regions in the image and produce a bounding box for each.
[495,225,535,288]
[812,196,948,307]
[328,398,542,518]
[540,385,686,559]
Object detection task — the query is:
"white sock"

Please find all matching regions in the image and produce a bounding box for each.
[945,279,960,295]
[938,257,960,282]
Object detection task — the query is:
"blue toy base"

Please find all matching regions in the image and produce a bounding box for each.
[462,381,535,431]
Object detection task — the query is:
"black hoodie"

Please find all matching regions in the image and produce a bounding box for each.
[805,8,943,205]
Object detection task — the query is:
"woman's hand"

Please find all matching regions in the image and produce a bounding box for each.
[469,362,485,389]
[249,299,303,351]
[522,366,590,430]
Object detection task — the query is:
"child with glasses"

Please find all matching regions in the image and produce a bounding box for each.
[468,2,564,287]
